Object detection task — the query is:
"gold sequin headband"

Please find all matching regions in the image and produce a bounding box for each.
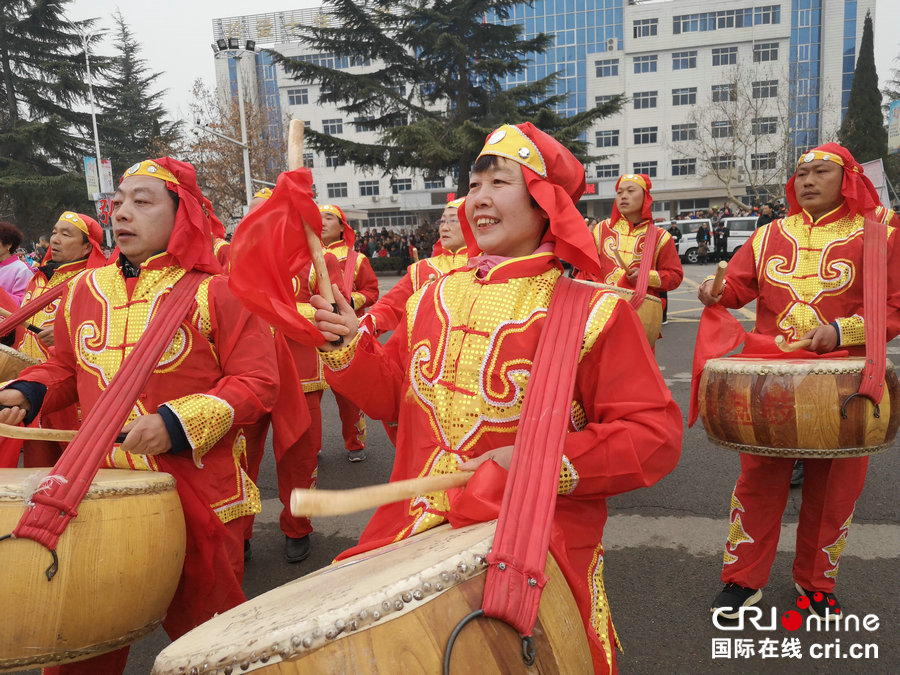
[122,160,180,184]
[253,187,273,200]
[478,125,547,178]
[617,174,648,191]
[58,211,89,236]
[796,150,854,171]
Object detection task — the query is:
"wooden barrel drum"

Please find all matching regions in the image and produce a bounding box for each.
[0,468,186,672]
[573,280,663,347]
[699,357,900,458]
[153,521,591,674]
[0,343,39,382]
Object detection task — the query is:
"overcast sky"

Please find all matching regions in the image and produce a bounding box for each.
[67,0,900,124]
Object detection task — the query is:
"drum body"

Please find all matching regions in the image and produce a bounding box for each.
[573,280,662,347]
[0,468,186,672]
[153,521,591,674]
[699,357,900,458]
[0,343,39,382]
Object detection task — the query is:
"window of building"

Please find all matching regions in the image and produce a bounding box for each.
[710,155,735,170]
[711,121,734,138]
[355,116,376,132]
[633,18,658,38]
[751,152,777,170]
[672,87,697,106]
[633,127,658,145]
[672,158,697,176]
[595,94,616,106]
[752,80,778,98]
[672,51,697,70]
[633,91,657,110]
[752,117,778,135]
[712,47,737,66]
[302,153,314,168]
[633,161,658,178]
[359,180,379,197]
[391,178,413,194]
[633,55,658,74]
[423,176,445,190]
[671,123,698,141]
[325,154,345,168]
[287,88,308,106]
[596,130,620,147]
[673,6,780,34]
[322,118,343,134]
[327,182,348,199]
[596,164,620,179]
[754,5,780,24]
[595,58,619,77]
[753,42,779,62]
[712,84,737,102]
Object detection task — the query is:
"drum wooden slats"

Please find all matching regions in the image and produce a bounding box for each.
[0,468,186,672]
[0,343,39,382]
[699,357,900,458]
[153,521,591,674]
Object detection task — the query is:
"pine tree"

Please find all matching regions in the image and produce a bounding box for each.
[0,0,104,238]
[97,12,179,178]
[273,0,623,194]
[838,11,886,163]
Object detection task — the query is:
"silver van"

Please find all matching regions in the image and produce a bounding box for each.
[719,217,757,258]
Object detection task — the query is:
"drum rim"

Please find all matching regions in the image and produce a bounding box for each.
[0,468,177,501]
[703,356,895,375]
[706,436,892,459]
[0,341,40,366]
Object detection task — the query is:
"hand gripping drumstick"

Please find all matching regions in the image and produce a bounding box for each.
[288,119,343,345]
[290,471,474,517]
[774,335,813,353]
[0,307,42,334]
[0,420,127,444]
[711,260,727,296]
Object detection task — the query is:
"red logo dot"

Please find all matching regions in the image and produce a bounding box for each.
[827,598,835,606]
[781,610,803,631]
[796,596,810,610]
[813,592,823,602]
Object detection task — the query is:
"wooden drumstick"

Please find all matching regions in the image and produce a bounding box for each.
[711,261,727,296]
[290,471,474,517]
[612,247,628,269]
[0,420,126,443]
[774,335,813,352]
[0,307,42,334]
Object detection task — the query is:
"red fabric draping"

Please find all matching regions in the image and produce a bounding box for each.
[629,223,658,310]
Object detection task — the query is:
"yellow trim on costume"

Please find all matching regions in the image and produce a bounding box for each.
[123,160,180,184]
[802,202,846,225]
[478,125,547,177]
[319,331,362,371]
[59,211,90,237]
[253,187,273,200]
[447,197,465,208]
[482,251,556,281]
[796,150,857,171]
[164,394,235,464]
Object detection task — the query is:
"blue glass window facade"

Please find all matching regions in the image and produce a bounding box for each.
[789,0,823,153]
[841,0,858,116]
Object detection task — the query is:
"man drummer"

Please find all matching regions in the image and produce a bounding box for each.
[698,143,900,620]
[0,158,279,674]
[310,123,682,672]
[576,173,682,316]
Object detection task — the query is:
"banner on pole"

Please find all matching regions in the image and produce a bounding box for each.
[99,159,114,194]
[83,156,100,198]
[889,101,900,156]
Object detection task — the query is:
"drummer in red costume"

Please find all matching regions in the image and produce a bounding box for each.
[15,211,107,467]
[317,203,379,461]
[311,123,682,672]
[577,173,682,306]
[698,143,900,620]
[0,158,279,674]
[364,197,472,336]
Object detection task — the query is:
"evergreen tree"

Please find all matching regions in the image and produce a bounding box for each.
[273,0,623,194]
[838,11,886,163]
[0,0,104,238]
[97,12,180,178]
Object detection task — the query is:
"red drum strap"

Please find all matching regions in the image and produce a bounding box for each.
[859,217,887,403]
[630,222,658,310]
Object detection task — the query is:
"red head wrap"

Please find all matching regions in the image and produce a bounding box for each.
[119,158,223,274]
[786,142,881,218]
[609,173,654,225]
[459,123,601,277]
[47,211,107,268]
[318,203,355,250]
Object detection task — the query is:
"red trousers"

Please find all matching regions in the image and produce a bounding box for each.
[722,454,868,593]
[333,390,366,451]
[277,390,321,539]
[241,416,270,541]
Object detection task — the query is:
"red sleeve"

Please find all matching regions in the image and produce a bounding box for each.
[654,234,684,291]
[718,227,763,309]
[365,271,413,335]
[351,255,380,312]
[563,300,682,498]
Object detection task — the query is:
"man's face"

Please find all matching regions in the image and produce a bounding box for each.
[614,181,645,221]
[49,220,92,264]
[465,157,547,258]
[794,160,844,219]
[321,213,343,245]
[112,175,176,266]
[438,205,465,252]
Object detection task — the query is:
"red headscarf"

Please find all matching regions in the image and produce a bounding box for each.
[119,158,223,274]
[609,173,654,225]
[45,211,107,268]
[459,123,601,278]
[786,143,881,219]
[318,203,356,250]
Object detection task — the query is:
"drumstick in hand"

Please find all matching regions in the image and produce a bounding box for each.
[774,335,813,352]
[612,247,628,269]
[0,307,42,334]
[0,421,126,443]
[291,471,474,517]
[711,261,727,296]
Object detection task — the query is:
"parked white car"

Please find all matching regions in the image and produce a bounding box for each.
[677,217,757,263]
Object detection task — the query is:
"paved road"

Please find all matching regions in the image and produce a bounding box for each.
[15,262,899,674]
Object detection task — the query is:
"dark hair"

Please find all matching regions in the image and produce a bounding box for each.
[168,188,180,210]
[470,154,540,209]
[0,222,24,252]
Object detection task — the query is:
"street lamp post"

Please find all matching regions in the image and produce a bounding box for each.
[82,31,103,187]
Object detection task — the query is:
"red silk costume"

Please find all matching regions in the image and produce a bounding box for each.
[712,144,900,594]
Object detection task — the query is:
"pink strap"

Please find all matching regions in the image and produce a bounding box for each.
[857,217,887,403]
[629,223,658,310]
[481,276,594,635]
